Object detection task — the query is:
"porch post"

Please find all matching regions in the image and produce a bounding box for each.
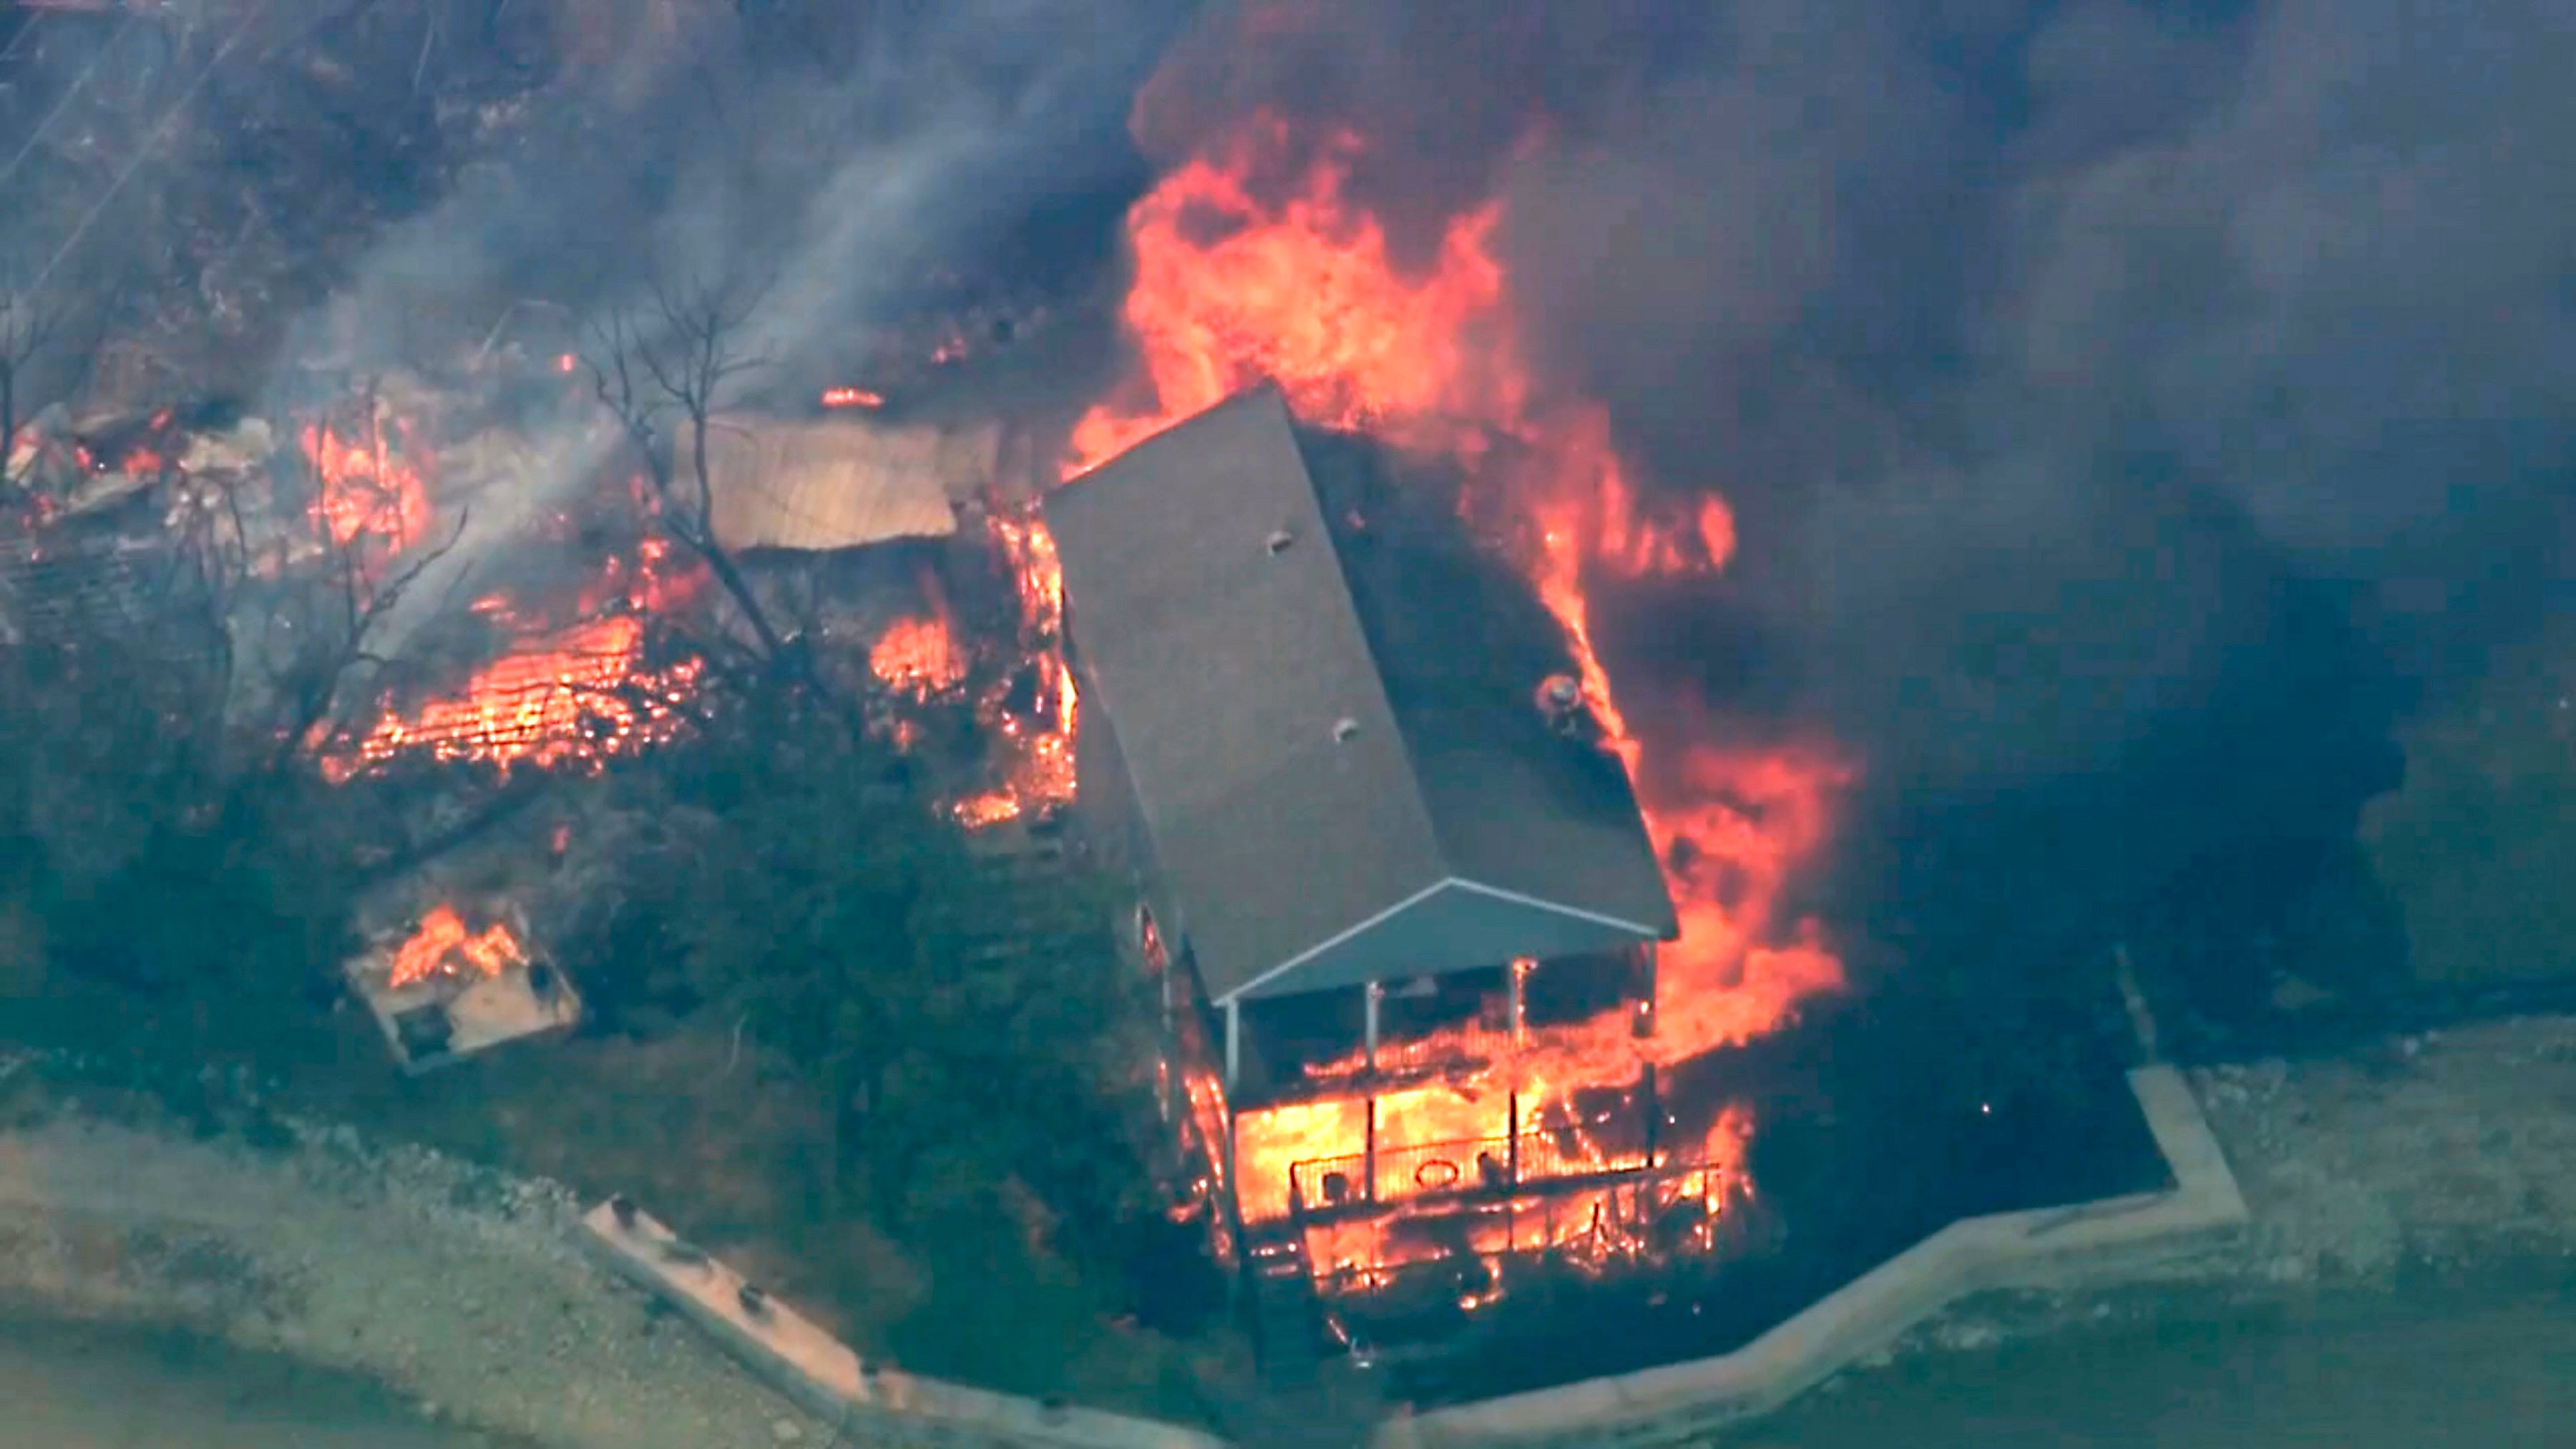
[1508,958,1530,1044]
[1223,997,1241,1092]
[1363,980,1382,1072]
[1157,958,1175,1124]
[1364,1095,1377,1205]
[1642,1061,1661,1168]
[1635,940,1660,1038]
[1224,1111,1239,1220]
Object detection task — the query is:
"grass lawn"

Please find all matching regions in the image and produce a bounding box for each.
[2361,615,2576,989]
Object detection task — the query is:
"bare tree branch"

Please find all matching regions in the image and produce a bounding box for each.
[0,283,69,497]
[263,499,472,781]
[582,264,826,698]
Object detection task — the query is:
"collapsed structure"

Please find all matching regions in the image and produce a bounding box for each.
[1049,389,1747,1367]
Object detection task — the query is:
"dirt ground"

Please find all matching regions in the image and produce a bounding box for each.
[1760,1266,2576,1448]
[0,1316,518,1449]
[0,1050,844,1449]
[6,1017,2576,1448]
[1751,1014,2576,1446]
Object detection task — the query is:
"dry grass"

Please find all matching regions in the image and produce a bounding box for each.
[2361,617,2576,989]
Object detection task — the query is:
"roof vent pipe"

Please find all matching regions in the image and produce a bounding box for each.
[1267,529,1296,555]
[1332,717,1360,743]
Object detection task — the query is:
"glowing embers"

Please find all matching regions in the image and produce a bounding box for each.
[867,612,967,700]
[345,902,581,1076]
[939,505,1078,829]
[1291,1107,1757,1311]
[320,542,706,783]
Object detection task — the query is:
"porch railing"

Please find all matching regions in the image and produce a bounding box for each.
[1288,1126,1658,1216]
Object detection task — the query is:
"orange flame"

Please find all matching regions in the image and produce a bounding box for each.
[302,420,430,555]
[947,507,1078,828]
[869,611,966,698]
[1071,112,1859,1266]
[322,541,706,782]
[1067,117,1516,474]
[821,386,886,411]
[389,904,527,990]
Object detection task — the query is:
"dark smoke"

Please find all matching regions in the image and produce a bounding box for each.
[1138,0,2575,1014]
[291,0,1191,387]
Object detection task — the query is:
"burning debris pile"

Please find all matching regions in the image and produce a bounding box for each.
[389,903,530,989]
[2,375,728,783]
[315,537,709,784]
[0,343,1084,821]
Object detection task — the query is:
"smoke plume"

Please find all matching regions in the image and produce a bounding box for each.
[1136,0,2574,993]
[258,0,1191,648]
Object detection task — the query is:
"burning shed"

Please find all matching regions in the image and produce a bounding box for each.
[1048,386,1677,1033]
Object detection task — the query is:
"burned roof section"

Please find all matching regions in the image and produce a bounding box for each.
[1297,429,1678,947]
[1045,387,1675,1005]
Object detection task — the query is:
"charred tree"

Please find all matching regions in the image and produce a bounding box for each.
[582,268,822,697]
[0,283,67,499]
[260,507,469,782]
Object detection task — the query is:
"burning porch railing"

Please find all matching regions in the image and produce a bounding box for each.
[1288,1123,1659,1219]
[1301,1158,1743,1304]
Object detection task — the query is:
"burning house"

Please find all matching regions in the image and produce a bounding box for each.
[1050,387,1762,1367]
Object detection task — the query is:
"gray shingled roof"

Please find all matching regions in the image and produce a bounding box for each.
[1045,387,1677,1005]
